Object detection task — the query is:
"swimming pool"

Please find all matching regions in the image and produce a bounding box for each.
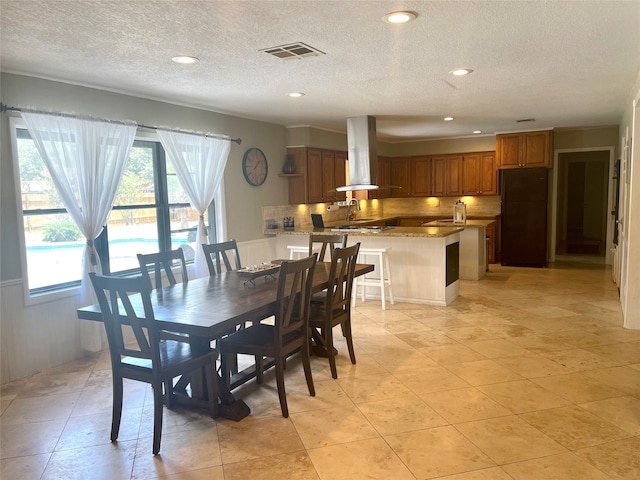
[25,236,191,290]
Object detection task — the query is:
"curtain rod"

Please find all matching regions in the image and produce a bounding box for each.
[0,103,242,145]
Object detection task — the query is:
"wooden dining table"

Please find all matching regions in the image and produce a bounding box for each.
[77,261,374,421]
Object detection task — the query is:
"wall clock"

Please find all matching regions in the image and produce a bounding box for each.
[242,148,268,186]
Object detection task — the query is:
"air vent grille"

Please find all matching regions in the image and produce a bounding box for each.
[261,42,325,60]
[516,118,536,123]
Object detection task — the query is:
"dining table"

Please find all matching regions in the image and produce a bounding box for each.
[77,261,374,421]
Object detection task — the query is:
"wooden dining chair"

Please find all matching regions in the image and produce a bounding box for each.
[218,254,318,418]
[308,243,360,379]
[137,249,189,342]
[309,233,348,304]
[89,273,218,455]
[137,249,188,290]
[308,233,347,261]
[202,239,242,275]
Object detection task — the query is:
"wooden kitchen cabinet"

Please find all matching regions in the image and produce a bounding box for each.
[391,158,412,197]
[307,149,325,203]
[334,151,347,202]
[285,147,347,204]
[463,152,497,195]
[431,155,462,197]
[411,157,432,196]
[497,130,553,169]
[367,156,391,199]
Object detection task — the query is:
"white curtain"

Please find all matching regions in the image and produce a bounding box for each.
[22,113,136,351]
[157,130,230,278]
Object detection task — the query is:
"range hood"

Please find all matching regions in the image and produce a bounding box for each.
[336,115,379,192]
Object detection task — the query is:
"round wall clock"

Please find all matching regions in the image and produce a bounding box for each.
[242,148,268,186]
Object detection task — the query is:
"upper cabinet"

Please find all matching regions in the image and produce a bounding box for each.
[285,147,347,204]
[367,156,391,199]
[497,130,553,169]
[463,152,497,196]
[412,157,433,196]
[284,147,499,204]
[431,155,462,197]
[390,157,412,197]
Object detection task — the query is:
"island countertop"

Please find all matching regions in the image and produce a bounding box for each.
[425,219,496,228]
[264,225,463,238]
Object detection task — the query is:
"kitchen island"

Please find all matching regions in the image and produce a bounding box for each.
[266,225,462,306]
[426,219,496,280]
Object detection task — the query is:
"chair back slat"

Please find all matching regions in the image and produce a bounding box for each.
[202,240,242,275]
[308,234,347,262]
[275,254,317,339]
[137,249,188,290]
[89,273,160,366]
[325,243,360,316]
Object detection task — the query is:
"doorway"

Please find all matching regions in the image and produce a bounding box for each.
[555,150,611,262]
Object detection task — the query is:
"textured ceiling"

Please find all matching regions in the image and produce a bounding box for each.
[1,0,639,141]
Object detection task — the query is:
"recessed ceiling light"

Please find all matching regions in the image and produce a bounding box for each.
[288,92,305,98]
[171,55,199,64]
[382,11,417,24]
[451,68,473,76]
[473,130,482,134]
[444,117,454,121]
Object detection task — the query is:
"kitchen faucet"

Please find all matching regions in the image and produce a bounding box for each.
[346,198,361,222]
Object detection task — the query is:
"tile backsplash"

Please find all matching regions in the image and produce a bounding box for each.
[263,196,501,229]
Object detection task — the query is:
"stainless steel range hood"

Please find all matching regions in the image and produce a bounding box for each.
[336,115,379,192]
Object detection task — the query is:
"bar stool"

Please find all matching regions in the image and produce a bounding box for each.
[288,244,323,259]
[287,245,309,259]
[352,247,394,310]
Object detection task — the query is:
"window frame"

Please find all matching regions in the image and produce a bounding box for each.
[9,117,219,306]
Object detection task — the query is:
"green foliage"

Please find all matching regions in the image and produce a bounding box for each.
[42,219,82,242]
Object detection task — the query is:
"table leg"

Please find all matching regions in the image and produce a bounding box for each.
[310,327,338,357]
[187,337,251,421]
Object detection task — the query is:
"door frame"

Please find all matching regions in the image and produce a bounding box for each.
[550,146,615,264]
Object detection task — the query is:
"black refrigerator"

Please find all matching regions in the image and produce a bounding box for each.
[500,168,549,267]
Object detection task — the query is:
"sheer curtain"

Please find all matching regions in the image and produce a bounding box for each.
[22,113,136,351]
[157,130,230,278]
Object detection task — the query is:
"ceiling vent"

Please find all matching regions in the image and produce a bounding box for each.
[261,42,325,60]
[516,118,536,123]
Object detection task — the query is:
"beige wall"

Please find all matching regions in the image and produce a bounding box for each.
[388,135,497,156]
[554,126,619,157]
[286,126,497,157]
[0,73,289,282]
[286,126,347,150]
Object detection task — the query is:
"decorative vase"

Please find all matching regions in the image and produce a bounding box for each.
[283,154,296,174]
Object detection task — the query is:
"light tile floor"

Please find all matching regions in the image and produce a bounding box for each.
[2,263,640,479]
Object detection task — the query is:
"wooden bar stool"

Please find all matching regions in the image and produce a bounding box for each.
[352,247,394,310]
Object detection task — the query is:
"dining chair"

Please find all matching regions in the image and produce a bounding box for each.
[308,233,348,305]
[202,239,242,275]
[308,243,360,379]
[137,249,189,342]
[218,254,318,418]
[308,233,347,261]
[89,273,218,455]
[137,248,188,290]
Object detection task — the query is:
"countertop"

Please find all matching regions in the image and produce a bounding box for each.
[264,225,463,238]
[426,219,496,228]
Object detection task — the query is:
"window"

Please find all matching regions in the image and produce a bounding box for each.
[12,124,216,296]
